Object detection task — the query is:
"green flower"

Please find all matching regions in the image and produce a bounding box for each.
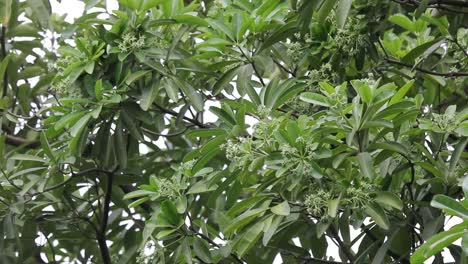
[305,190,333,217]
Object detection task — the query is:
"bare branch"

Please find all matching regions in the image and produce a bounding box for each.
[385,58,468,77]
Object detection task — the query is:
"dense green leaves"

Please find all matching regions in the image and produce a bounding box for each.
[1,0,467,263]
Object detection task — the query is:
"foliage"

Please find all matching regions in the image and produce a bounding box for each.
[0,0,467,263]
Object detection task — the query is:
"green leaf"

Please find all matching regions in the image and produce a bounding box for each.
[54,111,86,131]
[163,77,179,102]
[271,201,290,216]
[328,198,340,218]
[125,70,150,85]
[263,215,283,246]
[114,117,128,169]
[402,38,444,64]
[411,222,467,264]
[94,79,103,100]
[160,200,182,227]
[351,80,373,104]
[463,176,468,198]
[187,181,215,194]
[431,195,468,219]
[156,228,177,239]
[206,18,234,41]
[258,20,298,53]
[193,238,212,263]
[121,108,143,141]
[299,92,332,107]
[372,232,397,264]
[227,196,267,218]
[357,152,375,179]
[368,142,409,156]
[0,0,12,25]
[27,0,52,28]
[224,208,268,235]
[123,190,154,200]
[233,221,265,257]
[173,14,208,27]
[389,80,414,105]
[449,138,467,175]
[336,0,352,29]
[374,192,403,210]
[365,202,390,230]
[140,80,159,111]
[415,0,429,19]
[186,128,226,138]
[0,55,10,97]
[171,78,204,112]
[70,113,92,137]
[213,64,240,95]
[238,64,261,105]
[128,197,150,208]
[40,132,56,163]
[389,14,415,31]
[318,0,337,24]
[9,154,46,163]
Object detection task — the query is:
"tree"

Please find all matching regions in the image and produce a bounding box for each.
[0,0,467,263]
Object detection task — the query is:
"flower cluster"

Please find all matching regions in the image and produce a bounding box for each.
[172,159,197,178]
[222,137,254,169]
[50,56,84,96]
[285,33,313,62]
[343,182,375,210]
[307,63,338,86]
[305,190,333,217]
[118,33,146,53]
[253,117,283,144]
[279,141,323,179]
[334,18,367,56]
[154,177,181,199]
[431,112,458,133]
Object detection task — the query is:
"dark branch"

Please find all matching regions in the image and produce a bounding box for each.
[392,0,468,14]
[1,25,7,97]
[187,214,244,263]
[328,224,354,263]
[151,103,210,128]
[385,58,468,77]
[97,169,114,264]
[4,134,40,148]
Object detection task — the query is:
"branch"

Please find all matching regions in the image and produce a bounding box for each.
[328,224,354,263]
[141,125,193,137]
[38,225,57,264]
[361,225,409,263]
[237,46,266,86]
[385,58,468,77]
[97,169,114,264]
[1,25,7,97]
[3,133,40,148]
[427,0,468,8]
[272,57,296,77]
[187,214,244,263]
[29,167,118,197]
[151,103,210,128]
[301,257,346,264]
[392,0,468,14]
[119,185,151,213]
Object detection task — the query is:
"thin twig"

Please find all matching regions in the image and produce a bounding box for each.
[97,168,114,264]
[385,58,468,77]
[1,25,8,97]
[151,103,210,128]
[187,214,244,263]
[329,224,354,263]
